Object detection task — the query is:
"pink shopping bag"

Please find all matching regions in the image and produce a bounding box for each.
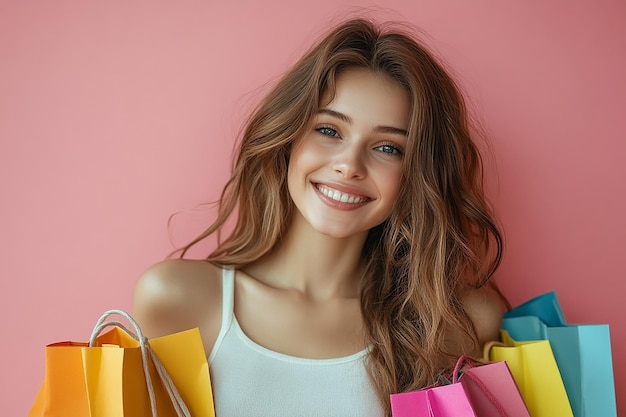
[390,357,530,417]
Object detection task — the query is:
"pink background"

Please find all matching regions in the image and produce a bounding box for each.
[1,1,624,415]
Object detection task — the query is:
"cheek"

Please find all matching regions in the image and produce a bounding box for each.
[287,141,313,193]
[286,155,299,197]
[288,138,323,175]
[379,167,404,198]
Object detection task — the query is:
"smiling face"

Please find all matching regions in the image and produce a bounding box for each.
[287,68,410,240]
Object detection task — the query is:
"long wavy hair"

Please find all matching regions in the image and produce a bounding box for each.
[177,18,503,415]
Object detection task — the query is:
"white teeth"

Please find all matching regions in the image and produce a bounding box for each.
[316,184,367,204]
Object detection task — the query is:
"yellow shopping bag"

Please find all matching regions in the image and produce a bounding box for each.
[488,331,573,417]
[149,327,215,416]
[29,310,215,417]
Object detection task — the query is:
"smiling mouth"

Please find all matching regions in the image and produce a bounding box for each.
[315,184,369,204]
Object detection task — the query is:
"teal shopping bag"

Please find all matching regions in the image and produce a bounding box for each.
[503,290,567,326]
[503,292,617,417]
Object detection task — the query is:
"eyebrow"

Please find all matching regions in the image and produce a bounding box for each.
[316,109,408,136]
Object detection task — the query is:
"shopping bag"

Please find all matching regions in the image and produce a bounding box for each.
[147,326,215,417]
[390,378,478,417]
[462,360,530,417]
[390,356,530,417]
[503,290,566,326]
[502,292,617,417]
[29,309,215,417]
[488,332,574,417]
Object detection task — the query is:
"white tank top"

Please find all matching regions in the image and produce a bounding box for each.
[208,267,384,417]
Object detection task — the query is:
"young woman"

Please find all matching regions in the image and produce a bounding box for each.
[133,18,506,416]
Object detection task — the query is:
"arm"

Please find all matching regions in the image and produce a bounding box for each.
[132,259,223,356]
[461,283,506,347]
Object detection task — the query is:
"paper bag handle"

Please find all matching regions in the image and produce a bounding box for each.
[89,309,191,417]
[482,340,506,363]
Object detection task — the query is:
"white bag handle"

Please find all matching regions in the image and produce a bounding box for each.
[89,309,191,417]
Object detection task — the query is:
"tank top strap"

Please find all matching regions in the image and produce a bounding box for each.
[208,266,235,364]
[220,266,235,322]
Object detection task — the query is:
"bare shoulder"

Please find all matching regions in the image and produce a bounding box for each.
[132,259,223,347]
[461,283,505,345]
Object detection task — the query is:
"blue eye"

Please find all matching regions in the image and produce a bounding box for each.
[316,126,340,137]
[377,144,403,156]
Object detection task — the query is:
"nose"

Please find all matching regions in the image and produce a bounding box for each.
[332,144,366,179]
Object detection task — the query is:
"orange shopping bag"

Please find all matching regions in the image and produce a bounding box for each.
[29,310,215,417]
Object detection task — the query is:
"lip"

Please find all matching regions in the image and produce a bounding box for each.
[312,181,372,210]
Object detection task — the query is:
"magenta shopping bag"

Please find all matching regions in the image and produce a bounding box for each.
[390,357,530,417]
[391,382,477,417]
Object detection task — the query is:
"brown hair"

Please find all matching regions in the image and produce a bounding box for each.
[178,18,503,415]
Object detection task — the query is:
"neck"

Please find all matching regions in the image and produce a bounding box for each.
[244,212,368,300]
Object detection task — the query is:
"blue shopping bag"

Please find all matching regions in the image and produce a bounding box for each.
[503,291,567,326]
[503,292,617,417]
